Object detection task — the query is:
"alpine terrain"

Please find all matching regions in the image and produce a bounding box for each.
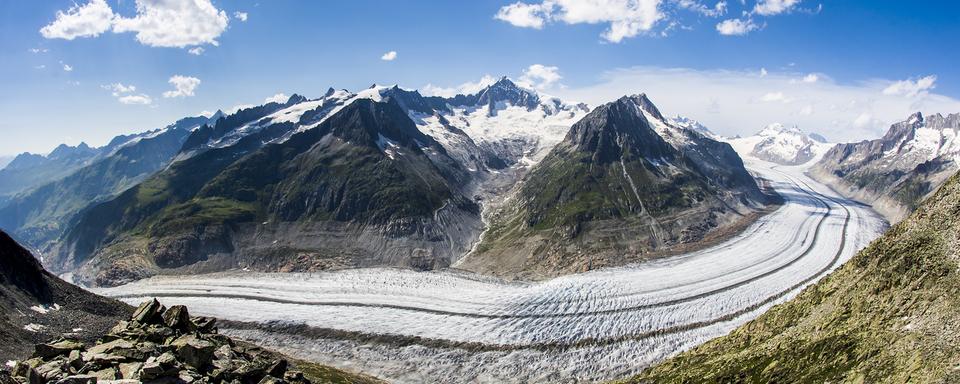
[459,94,777,279]
[629,164,960,383]
[810,112,960,223]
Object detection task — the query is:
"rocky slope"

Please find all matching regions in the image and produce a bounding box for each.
[728,123,830,166]
[626,168,960,383]
[809,112,960,222]
[54,99,482,286]
[7,299,382,384]
[459,94,776,279]
[0,230,129,362]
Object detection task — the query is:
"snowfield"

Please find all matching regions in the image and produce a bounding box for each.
[97,158,887,383]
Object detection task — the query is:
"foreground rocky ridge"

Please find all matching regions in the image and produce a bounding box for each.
[625,168,960,383]
[7,299,381,384]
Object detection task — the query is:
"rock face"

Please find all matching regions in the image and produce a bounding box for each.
[459,94,776,279]
[9,299,312,384]
[728,123,830,166]
[809,112,960,223]
[0,230,129,363]
[629,168,960,383]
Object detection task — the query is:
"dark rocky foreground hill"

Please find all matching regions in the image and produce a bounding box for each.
[6,299,382,384]
[622,169,960,383]
[0,230,129,362]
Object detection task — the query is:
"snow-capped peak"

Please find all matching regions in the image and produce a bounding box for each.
[729,123,831,166]
[757,122,802,137]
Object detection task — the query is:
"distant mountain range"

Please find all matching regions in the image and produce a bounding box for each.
[0,78,775,286]
[810,112,960,223]
[728,123,832,166]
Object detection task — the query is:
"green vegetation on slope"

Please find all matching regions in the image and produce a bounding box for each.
[624,171,960,383]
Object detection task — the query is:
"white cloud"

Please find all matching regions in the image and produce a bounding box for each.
[117,94,153,105]
[62,63,73,72]
[882,75,936,98]
[113,0,229,48]
[421,75,500,97]
[234,11,248,21]
[101,83,136,96]
[39,0,114,40]
[34,65,46,70]
[801,73,819,83]
[495,0,665,43]
[29,48,49,54]
[187,47,204,55]
[716,18,758,35]
[852,112,875,128]
[518,64,563,89]
[495,2,551,29]
[760,67,768,77]
[162,75,201,98]
[675,0,727,17]
[381,51,398,61]
[264,93,289,104]
[552,66,960,143]
[41,0,230,49]
[753,0,801,16]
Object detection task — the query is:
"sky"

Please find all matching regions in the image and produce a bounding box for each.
[2,0,960,156]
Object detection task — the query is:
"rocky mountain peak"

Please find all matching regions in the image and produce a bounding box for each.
[566,95,675,164]
[621,93,665,122]
[285,93,308,106]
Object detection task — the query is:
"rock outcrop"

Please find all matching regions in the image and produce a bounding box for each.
[9,299,312,384]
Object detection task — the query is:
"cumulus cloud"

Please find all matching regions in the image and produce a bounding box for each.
[716,18,759,35]
[61,63,73,72]
[801,73,819,83]
[495,0,664,43]
[676,0,727,17]
[421,75,500,97]
[234,11,248,21]
[882,75,936,98]
[40,0,230,49]
[753,0,802,16]
[188,47,204,55]
[39,0,114,40]
[381,51,398,61]
[552,66,960,143]
[519,64,563,89]
[264,93,289,104]
[117,94,153,105]
[162,75,201,98]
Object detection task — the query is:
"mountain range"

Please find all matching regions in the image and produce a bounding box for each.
[728,123,831,166]
[810,112,960,222]
[0,78,776,287]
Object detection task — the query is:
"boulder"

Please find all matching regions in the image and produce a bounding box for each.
[162,305,192,331]
[170,335,215,369]
[131,299,165,324]
[34,339,84,359]
[118,362,143,380]
[53,375,96,384]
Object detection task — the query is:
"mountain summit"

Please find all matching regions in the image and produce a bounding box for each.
[459,94,775,279]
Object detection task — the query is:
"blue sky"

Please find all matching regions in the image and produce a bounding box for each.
[2,0,960,156]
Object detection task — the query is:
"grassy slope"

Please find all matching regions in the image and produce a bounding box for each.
[623,172,960,383]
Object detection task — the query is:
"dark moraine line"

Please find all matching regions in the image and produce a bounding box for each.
[112,173,843,321]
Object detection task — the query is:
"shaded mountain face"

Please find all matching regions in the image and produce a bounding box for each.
[0,142,101,200]
[459,94,774,279]
[54,99,481,286]
[809,112,960,222]
[631,168,960,383]
[728,123,830,166]
[0,231,129,362]
[0,114,217,251]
